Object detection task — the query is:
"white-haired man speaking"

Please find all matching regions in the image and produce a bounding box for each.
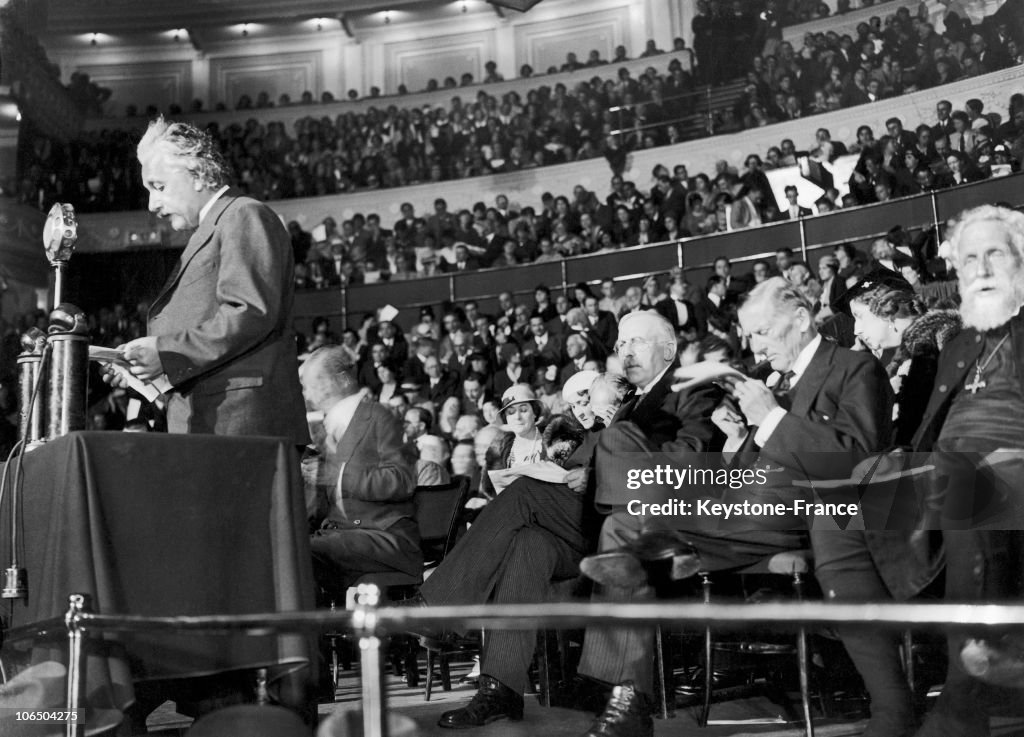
[108,117,307,440]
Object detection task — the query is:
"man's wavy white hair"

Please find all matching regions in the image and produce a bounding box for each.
[137,116,231,189]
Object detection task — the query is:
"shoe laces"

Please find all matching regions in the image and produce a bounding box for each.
[597,685,637,723]
[461,682,506,719]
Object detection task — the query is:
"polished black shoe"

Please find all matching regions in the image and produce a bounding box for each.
[438,675,524,729]
[674,668,749,698]
[580,681,653,737]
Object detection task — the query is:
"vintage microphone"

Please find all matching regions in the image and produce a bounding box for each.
[3,204,85,600]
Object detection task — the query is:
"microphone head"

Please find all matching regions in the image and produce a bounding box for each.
[21,327,47,353]
[48,303,89,335]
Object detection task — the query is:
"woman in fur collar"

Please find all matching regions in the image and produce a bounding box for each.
[847,275,962,448]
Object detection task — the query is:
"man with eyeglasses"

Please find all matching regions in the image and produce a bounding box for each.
[573,310,721,737]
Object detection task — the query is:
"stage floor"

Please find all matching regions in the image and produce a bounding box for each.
[144,657,1024,737]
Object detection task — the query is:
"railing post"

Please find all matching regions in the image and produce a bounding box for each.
[930,189,941,237]
[355,584,387,737]
[798,218,809,264]
[448,274,456,304]
[560,260,568,296]
[65,593,89,737]
[340,283,348,331]
[706,87,714,135]
[676,239,684,271]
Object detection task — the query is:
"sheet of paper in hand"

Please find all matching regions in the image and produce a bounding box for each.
[89,345,169,402]
[672,361,747,391]
[88,346,127,364]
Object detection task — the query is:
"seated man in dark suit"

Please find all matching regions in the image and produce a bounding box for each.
[525,315,565,367]
[655,275,705,339]
[423,355,459,406]
[301,346,422,595]
[583,294,618,354]
[573,311,721,737]
[781,184,813,219]
[439,244,482,272]
[693,275,729,336]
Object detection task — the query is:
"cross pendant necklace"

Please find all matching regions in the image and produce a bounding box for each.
[966,333,1010,394]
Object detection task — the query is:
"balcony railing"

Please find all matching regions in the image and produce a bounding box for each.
[292,173,1023,330]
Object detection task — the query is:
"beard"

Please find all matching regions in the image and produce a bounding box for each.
[960,276,1024,331]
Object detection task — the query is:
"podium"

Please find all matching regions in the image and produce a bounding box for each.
[0,432,314,728]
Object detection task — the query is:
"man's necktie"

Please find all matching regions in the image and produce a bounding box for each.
[773,371,795,410]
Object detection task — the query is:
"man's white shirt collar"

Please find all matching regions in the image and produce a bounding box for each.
[777,334,822,388]
[637,363,671,396]
[323,392,363,444]
[198,186,230,225]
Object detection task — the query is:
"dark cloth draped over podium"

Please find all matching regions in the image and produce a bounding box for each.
[0,432,315,726]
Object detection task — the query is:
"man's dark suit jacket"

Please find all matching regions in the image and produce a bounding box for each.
[527,334,565,367]
[587,311,619,353]
[446,353,473,381]
[313,396,418,538]
[912,311,1024,453]
[149,188,308,441]
[783,206,813,220]
[692,296,724,333]
[358,361,385,394]
[491,367,534,399]
[425,372,460,405]
[756,339,891,479]
[595,360,722,506]
[744,339,936,600]
[655,298,706,337]
[402,354,429,386]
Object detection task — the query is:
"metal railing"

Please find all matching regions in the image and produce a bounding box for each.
[6,586,1024,737]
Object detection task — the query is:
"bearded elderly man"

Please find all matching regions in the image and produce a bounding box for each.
[911,205,1024,737]
[107,117,307,440]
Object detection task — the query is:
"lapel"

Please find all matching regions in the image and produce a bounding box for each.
[1013,312,1024,387]
[150,189,240,314]
[789,339,833,419]
[626,359,679,425]
[333,397,370,462]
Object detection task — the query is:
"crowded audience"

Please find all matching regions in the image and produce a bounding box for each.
[11,0,1020,216]
[3,3,1023,728]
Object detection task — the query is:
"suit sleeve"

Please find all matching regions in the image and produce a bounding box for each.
[665,383,721,453]
[341,409,416,503]
[157,201,290,385]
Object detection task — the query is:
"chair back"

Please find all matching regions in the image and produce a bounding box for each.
[413,475,471,562]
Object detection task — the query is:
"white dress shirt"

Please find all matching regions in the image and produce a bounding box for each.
[753,334,822,447]
[322,392,365,507]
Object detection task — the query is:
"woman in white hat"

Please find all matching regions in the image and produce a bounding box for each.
[498,383,545,466]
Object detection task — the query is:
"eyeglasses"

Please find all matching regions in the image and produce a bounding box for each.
[614,337,666,354]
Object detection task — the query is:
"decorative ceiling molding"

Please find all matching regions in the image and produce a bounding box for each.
[42,0,429,35]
